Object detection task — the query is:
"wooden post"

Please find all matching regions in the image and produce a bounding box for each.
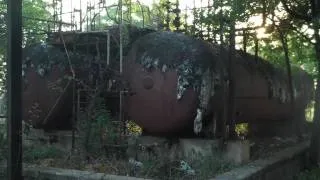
[7,0,23,179]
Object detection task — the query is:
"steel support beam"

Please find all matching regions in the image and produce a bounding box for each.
[7,0,23,179]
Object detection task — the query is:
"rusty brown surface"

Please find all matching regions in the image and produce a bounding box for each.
[124,31,314,136]
[22,30,314,136]
[23,66,73,130]
[124,62,197,135]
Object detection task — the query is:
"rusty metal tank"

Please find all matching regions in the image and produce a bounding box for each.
[232,52,314,124]
[124,31,314,136]
[124,31,224,136]
[22,26,155,130]
[22,43,80,130]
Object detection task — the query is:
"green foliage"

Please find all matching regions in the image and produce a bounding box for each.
[254,28,317,77]
[137,151,235,179]
[0,120,7,161]
[0,0,51,94]
[235,123,248,137]
[79,97,121,156]
[23,146,63,162]
[95,0,161,30]
[126,120,142,136]
[189,153,236,179]
[306,101,315,122]
[297,168,320,180]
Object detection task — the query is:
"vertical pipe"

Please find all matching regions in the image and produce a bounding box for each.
[59,0,62,31]
[77,89,80,124]
[80,0,82,31]
[219,0,227,142]
[71,80,76,150]
[119,0,123,74]
[228,21,236,139]
[53,0,55,30]
[71,0,73,30]
[119,0,124,131]
[86,2,89,31]
[129,0,132,24]
[107,31,110,66]
[7,0,22,179]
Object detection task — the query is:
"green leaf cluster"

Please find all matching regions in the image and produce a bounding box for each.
[0,0,51,94]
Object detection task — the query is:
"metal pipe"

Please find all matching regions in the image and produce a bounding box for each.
[107,30,110,66]
[118,0,124,137]
[80,0,82,31]
[119,0,123,74]
[7,0,22,179]
[70,30,110,34]
[120,90,123,122]
[22,16,75,26]
[119,90,129,133]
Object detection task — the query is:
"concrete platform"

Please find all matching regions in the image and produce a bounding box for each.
[127,136,222,163]
[211,141,309,180]
[225,140,250,164]
[0,139,309,180]
[0,164,151,180]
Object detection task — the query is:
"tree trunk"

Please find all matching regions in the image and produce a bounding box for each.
[278,29,297,137]
[243,30,247,53]
[309,0,320,167]
[254,35,259,63]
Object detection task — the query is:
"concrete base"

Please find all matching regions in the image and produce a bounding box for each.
[179,138,220,158]
[127,136,181,162]
[127,136,222,163]
[212,141,309,180]
[225,140,250,165]
[0,141,309,180]
[23,129,79,152]
[0,163,151,180]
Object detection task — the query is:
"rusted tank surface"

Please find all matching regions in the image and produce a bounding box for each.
[233,53,314,123]
[22,26,155,130]
[22,43,76,130]
[124,31,314,136]
[124,31,225,136]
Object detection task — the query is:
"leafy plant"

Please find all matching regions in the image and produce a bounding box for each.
[0,119,7,161]
[297,168,320,180]
[23,146,63,162]
[78,97,122,156]
[235,123,249,138]
[126,121,142,136]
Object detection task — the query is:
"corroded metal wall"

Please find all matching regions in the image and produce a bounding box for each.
[22,28,314,136]
[124,31,314,136]
[22,25,155,130]
[22,44,76,130]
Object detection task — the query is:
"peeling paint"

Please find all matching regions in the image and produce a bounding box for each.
[128,31,314,136]
[193,108,203,134]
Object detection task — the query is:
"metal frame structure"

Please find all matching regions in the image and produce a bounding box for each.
[7,0,23,179]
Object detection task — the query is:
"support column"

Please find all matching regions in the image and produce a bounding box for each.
[7,0,23,179]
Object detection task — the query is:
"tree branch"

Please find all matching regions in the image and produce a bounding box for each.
[280,0,312,22]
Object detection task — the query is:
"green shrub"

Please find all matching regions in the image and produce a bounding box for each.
[23,146,63,162]
[0,120,7,161]
[297,168,320,180]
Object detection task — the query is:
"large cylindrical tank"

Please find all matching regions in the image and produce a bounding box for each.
[22,26,155,130]
[124,31,225,136]
[22,43,77,130]
[124,31,314,136]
